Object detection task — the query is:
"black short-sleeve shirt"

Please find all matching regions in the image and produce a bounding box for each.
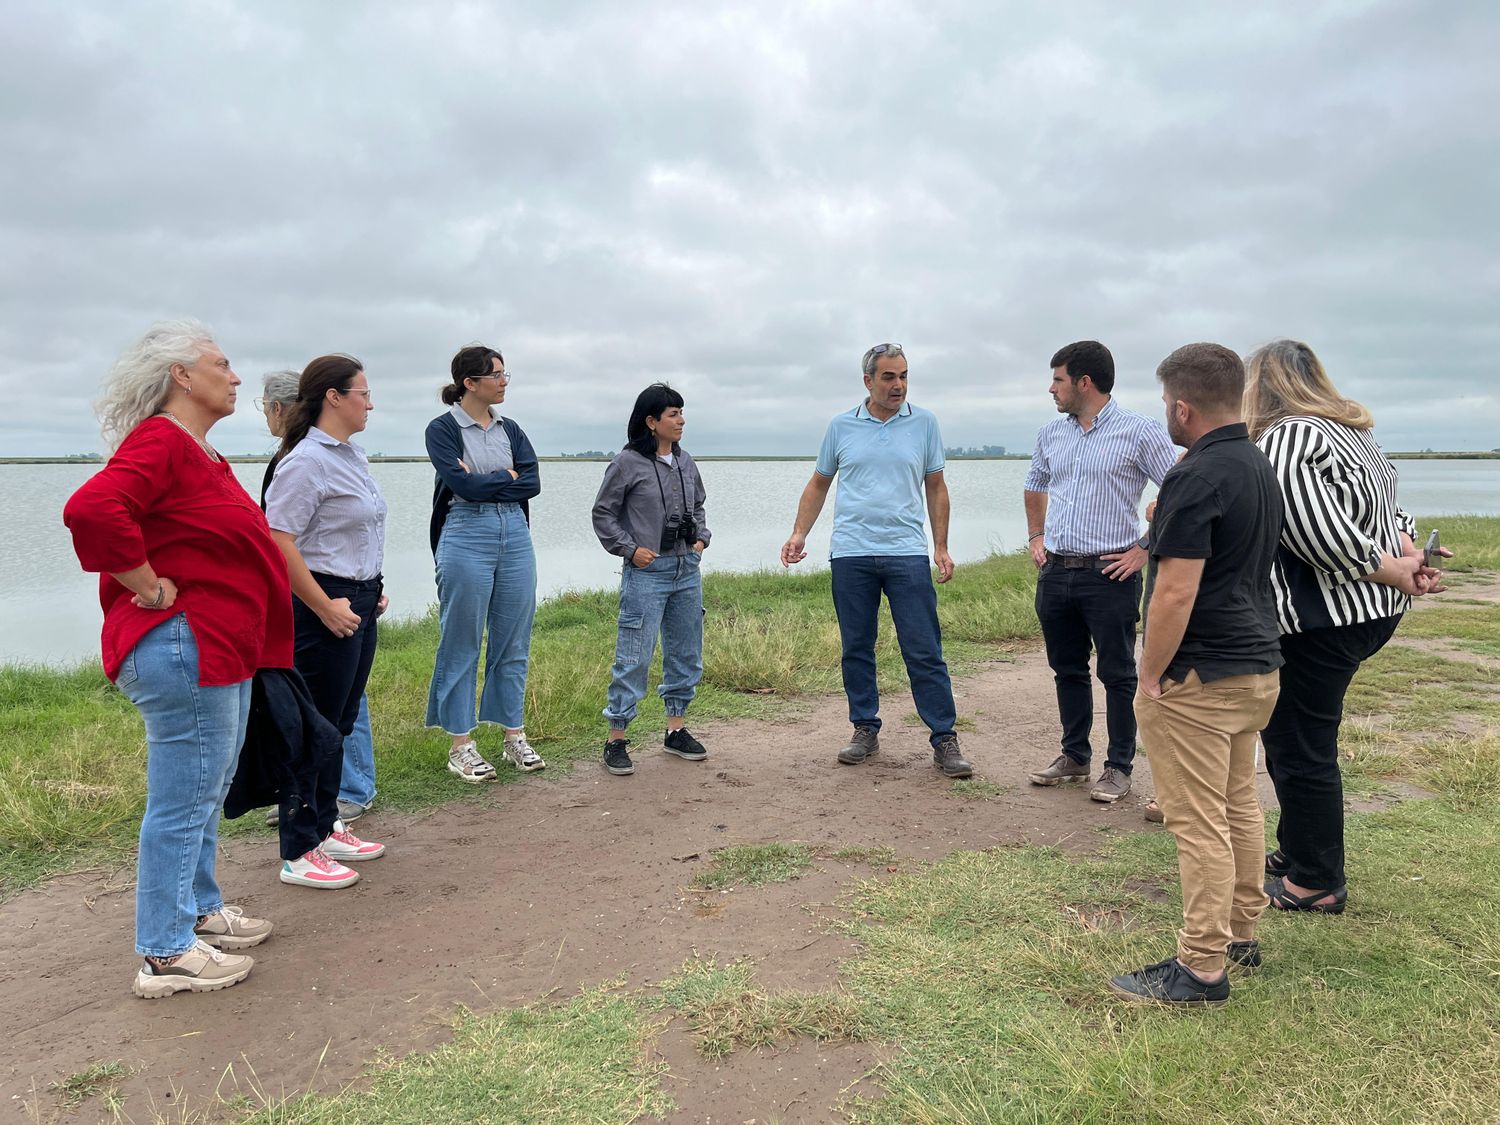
[1145,423,1284,683]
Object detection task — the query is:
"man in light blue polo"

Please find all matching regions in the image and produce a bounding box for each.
[780,343,972,779]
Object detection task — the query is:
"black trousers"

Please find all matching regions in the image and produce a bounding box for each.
[1035,563,1142,773]
[1261,614,1401,890]
[279,573,382,859]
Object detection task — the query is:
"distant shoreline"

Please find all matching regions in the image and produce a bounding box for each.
[4,452,1496,465]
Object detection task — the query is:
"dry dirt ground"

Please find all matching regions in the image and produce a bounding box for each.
[0,633,1388,1124]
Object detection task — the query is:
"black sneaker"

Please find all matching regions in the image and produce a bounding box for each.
[1108,957,1230,1006]
[932,735,973,779]
[1227,940,1261,970]
[837,726,880,765]
[663,728,707,761]
[604,739,634,776]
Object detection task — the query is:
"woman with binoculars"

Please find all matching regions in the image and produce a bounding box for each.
[591,383,711,776]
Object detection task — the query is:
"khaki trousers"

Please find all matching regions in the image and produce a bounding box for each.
[1135,669,1281,973]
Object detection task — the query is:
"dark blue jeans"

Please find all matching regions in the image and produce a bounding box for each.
[830,555,956,748]
[1035,562,1141,773]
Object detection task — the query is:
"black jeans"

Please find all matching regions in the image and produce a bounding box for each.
[280,573,382,859]
[1035,562,1141,773]
[1261,614,1401,890]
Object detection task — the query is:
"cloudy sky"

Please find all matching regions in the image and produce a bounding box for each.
[3,0,1496,457]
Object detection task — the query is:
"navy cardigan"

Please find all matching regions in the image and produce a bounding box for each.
[425,411,542,554]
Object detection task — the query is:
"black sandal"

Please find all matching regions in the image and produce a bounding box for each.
[1265,876,1346,914]
[1265,849,1291,878]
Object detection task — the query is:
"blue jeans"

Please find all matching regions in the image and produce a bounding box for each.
[338,693,376,807]
[830,555,956,748]
[603,551,704,729]
[116,614,252,957]
[427,502,537,733]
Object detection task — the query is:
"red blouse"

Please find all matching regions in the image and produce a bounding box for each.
[63,416,295,686]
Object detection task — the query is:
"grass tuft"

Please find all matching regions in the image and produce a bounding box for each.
[659,958,867,1060]
[48,1059,128,1109]
[693,843,814,890]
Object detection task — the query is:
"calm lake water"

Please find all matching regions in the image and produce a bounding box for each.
[7,458,1498,667]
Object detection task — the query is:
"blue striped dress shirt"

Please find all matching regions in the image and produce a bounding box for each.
[1023,399,1178,556]
[265,427,388,581]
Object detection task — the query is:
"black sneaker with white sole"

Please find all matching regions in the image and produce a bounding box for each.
[664,728,707,761]
[1109,957,1230,1006]
[604,739,635,775]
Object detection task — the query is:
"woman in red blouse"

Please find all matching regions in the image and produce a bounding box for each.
[63,320,294,998]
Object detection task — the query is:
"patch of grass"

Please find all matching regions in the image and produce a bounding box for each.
[948,779,1009,800]
[1,554,1041,894]
[1396,603,1500,658]
[48,1059,128,1109]
[693,843,814,890]
[240,981,671,1124]
[835,801,1500,1123]
[659,958,866,1060]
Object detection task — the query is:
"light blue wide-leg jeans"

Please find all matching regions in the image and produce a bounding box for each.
[338,693,376,807]
[117,614,252,957]
[603,551,704,729]
[426,502,538,733]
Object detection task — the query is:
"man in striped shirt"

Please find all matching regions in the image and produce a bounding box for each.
[1023,341,1177,803]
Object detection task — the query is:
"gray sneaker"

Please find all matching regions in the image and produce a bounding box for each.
[837,726,880,765]
[1090,767,1131,803]
[336,799,368,823]
[1028,754,1089,786]
[932,735,973,779]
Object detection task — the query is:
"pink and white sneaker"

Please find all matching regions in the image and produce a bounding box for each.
[322,819,386,862]
[280,846,359,889]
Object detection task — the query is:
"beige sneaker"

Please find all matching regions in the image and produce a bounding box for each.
[448,741,497,783]
[503,735,546,772]
[133,939,252,999]
[195,905,273,950]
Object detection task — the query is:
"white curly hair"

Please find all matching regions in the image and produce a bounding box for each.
[95,319,216,450]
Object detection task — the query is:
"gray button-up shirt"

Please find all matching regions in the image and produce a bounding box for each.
[265,426,388,580]
[448,403,514,487]
[592,447,710,559]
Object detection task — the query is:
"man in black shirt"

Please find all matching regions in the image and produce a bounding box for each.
[1109,343,1284,1007]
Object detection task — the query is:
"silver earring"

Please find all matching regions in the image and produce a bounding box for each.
[186,384,192,395]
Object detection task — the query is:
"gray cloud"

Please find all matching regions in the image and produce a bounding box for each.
[2,0,1496,458]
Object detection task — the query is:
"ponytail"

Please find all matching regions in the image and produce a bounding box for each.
[278,354,363,457]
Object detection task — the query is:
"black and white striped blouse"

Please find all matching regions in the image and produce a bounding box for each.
[1257,415,1416,634]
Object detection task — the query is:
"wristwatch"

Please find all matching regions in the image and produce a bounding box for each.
[1137,535,1150,551]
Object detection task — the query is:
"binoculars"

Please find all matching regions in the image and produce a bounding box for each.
[659,512,699,553]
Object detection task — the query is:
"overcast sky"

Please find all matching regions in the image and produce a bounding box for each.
[3,1,1496,457]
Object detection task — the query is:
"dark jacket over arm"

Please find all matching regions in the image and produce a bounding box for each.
[426,412,541,554]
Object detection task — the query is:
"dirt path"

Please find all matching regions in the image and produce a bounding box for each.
[4,644,1267,1124]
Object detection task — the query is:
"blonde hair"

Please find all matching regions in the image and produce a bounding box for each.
[1243,338,1373,440]
[95,319,215,450]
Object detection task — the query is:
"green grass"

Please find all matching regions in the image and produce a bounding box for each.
[236,982,671,1124]
[48,1059,129,1110]
[693,842,814,889]
[834,799,1500,1124]
[658,958,866,1060]
[0,553,1039,895]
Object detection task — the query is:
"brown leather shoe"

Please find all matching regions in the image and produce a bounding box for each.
[1028,754,1089,786]
[1090,767,1131,803]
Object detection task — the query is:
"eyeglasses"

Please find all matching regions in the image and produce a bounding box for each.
[862,342,905,373]
[469,370,512,384]
[253,398,289,413]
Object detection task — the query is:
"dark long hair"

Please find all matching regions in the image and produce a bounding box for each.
[625,382,685,458]
[277,353,363,457]
[442,345,504,405]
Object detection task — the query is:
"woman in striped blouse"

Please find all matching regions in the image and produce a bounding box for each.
[1246,339,1442,914]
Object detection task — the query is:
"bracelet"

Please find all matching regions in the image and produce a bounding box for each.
[1027,532,1043,542]
[147,582,165,609]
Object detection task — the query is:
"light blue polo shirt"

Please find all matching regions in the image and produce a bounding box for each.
[815,401,945,559]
